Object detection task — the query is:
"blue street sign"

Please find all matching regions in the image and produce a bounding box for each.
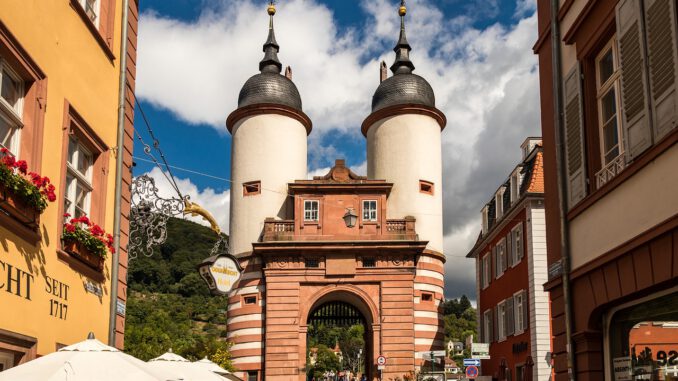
[463,358,481,367]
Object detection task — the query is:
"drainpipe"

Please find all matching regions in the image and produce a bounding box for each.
[549,0,576,380]
[109,0,130,347]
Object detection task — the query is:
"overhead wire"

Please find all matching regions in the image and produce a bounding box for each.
[134,97,184,198]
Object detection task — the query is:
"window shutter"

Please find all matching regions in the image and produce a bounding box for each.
[480,312,485,342]
[501,242,508,272]
[493,305,498,342]
[523,290,529,329]
[507,298,515,336]
[563,66,587,208]
[617,0,653,160]
[479,257,485,288]
[487,309,494,343]
[517,224,524,260]
[507,232,514,267]
[492,246,499,279]
[643,0,678,140]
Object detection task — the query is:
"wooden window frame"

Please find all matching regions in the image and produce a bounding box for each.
[303,200,319,222]
[64,137,94,218]
[514,290,525,334]
[483,309,492,343]
[419,180,434,195]
[0,58,24,156]
[57,101,109,279]
[481,253,491,289]
[498,300,507,341]
[69,0,116,61]
[242,180,261,197]
[0,328,37,371]
[595,37,625,167]
[0,22,47,243]
[361,199,378,222]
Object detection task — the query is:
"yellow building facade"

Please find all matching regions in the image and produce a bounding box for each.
[0,0,138,370]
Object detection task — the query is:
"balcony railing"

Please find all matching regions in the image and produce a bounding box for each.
[595,154,627,188]
[261,217,417,242]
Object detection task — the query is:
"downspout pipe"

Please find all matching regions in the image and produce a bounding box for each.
[549,0,576,380]
[109,0,130,347]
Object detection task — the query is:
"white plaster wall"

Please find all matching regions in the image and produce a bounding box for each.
[569,145,678,269]
[229,114,308,256]
[527,203,553,381]
[367,114,444,253]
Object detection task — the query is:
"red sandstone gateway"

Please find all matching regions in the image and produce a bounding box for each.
[224,2,448,380]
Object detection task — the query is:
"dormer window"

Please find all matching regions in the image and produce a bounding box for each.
[482,206,489,234]
[495,190,504,220]
[304,200,319,222]
[510,171,520,204]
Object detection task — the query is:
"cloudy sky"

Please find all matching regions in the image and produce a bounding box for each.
[133,0,541,301]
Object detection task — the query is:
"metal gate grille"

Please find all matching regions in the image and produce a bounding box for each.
[308,302,365,328]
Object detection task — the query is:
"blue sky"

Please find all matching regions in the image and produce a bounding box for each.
[133,0,540,299]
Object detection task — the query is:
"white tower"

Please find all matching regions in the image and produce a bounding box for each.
[226,4,311,258]
[363,2,446,255]
[362,2,447,369]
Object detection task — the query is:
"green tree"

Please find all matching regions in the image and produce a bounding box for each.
[312,345,341,379]
[340,325,365,374]
[124,218,233,367]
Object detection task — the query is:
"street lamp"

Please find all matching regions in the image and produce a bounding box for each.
[343,208,358,228]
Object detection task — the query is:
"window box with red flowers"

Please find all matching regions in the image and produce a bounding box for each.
[0,148,56,228]
[61,216,114,272]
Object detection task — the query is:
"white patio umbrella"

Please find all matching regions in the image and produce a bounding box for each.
[194,358,242,381]
[0,333,161,381]
[146,351,231,381]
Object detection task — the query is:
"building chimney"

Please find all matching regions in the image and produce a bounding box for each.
[285,66,293,80]
[380,61,388,82]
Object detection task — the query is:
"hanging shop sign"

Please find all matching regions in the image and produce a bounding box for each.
[198,254,242,295]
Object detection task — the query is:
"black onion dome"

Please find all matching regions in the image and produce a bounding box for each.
[236,2,302,112]
[371,0,435,113]
[372,73,435,112]
[238,73,302,110]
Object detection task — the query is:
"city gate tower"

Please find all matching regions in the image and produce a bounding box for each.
[225,3,447,380]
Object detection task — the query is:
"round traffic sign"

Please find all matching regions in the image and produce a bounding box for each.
[466,365,479,378]
[377,356,386,366]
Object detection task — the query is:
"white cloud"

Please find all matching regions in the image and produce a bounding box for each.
[136,0,540,299]
[144,167,230,232]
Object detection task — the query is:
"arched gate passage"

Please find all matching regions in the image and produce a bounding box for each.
[303,292,376,381]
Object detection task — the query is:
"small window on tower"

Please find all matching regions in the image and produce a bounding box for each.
[243,181,261,196]
[421,292,433,302]
[362,257,376,268]
[419,180,434,195]
[243,295,257,305]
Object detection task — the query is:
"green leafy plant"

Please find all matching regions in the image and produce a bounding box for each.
[62,215,115,258]
[0,148,56,212]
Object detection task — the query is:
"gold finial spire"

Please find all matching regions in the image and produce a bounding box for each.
[268,1,276,16]
[399,0,407,17]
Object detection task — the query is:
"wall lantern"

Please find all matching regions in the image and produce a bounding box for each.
[197,253,243,295]
[343,208,358,228]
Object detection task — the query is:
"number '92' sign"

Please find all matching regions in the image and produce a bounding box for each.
[656,350,678,366]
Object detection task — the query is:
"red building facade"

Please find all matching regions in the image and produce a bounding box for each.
[468,139,552,380]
